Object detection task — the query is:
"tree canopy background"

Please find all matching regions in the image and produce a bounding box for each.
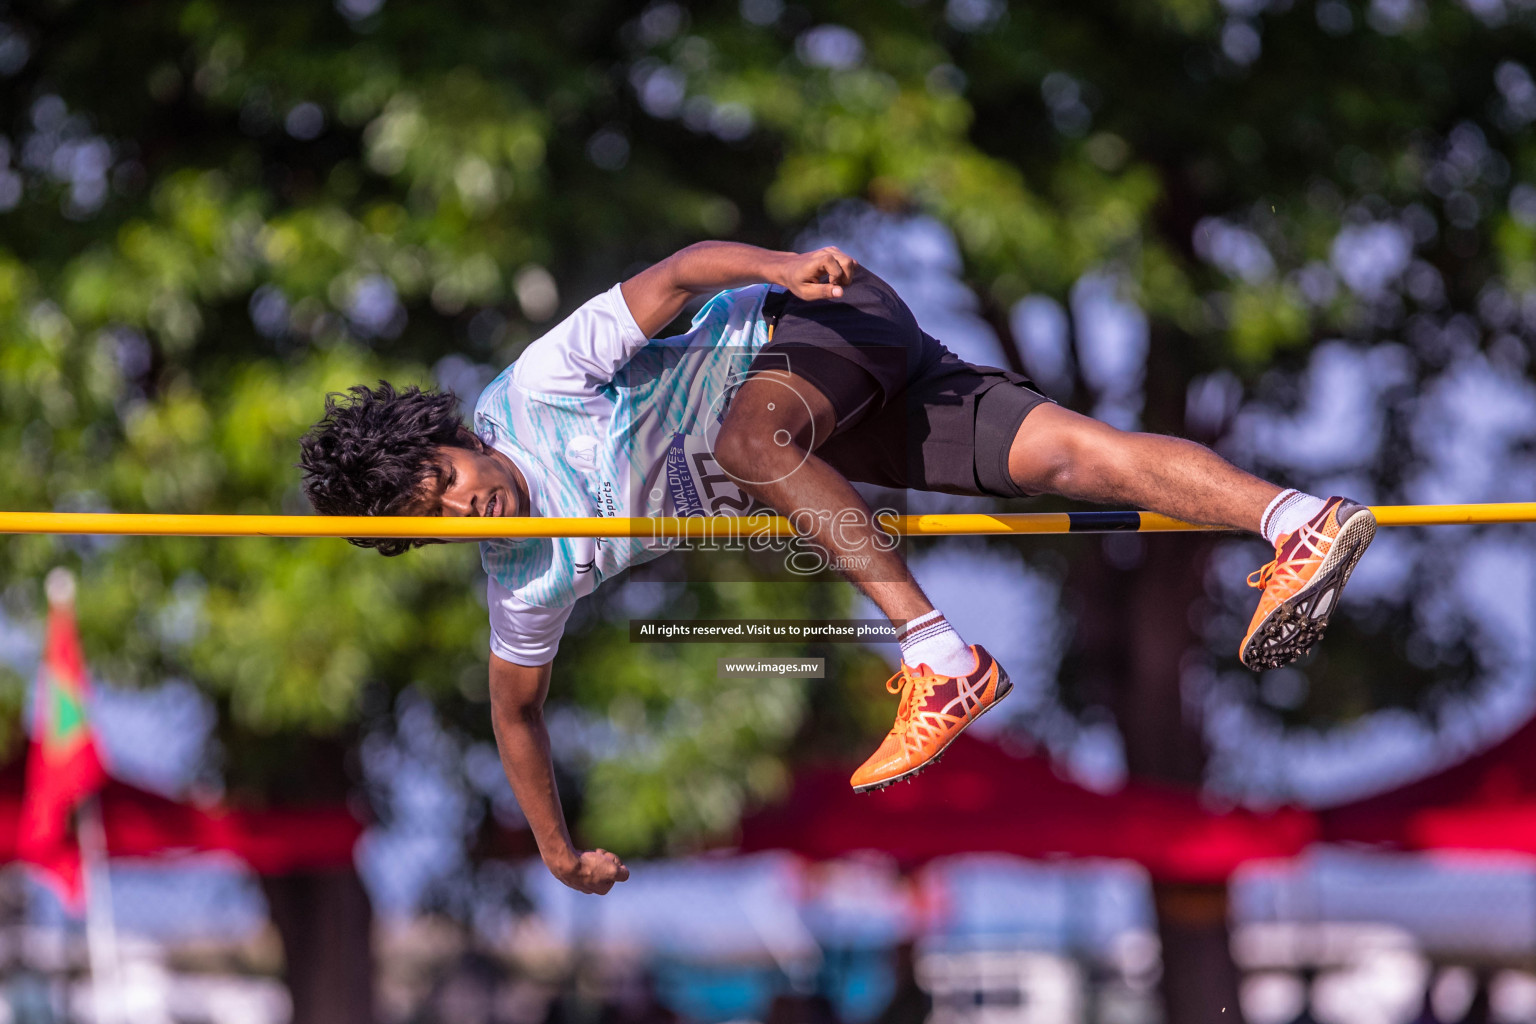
[3,0,1536,1020]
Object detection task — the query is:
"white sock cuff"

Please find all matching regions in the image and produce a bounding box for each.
[1261,489,1303,543]
[898,609,947,643]
[896,610,973,676]
[1262,489,1329,545]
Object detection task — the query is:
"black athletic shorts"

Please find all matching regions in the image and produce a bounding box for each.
[746,267,1052,498]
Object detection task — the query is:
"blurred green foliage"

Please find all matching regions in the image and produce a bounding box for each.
[0,0,1531,853]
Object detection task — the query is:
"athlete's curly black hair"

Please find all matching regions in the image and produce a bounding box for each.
[298,382,483,556]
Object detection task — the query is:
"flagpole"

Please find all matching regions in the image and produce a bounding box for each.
[77,793,121,1024]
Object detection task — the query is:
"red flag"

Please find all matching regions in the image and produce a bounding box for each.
[18,572,107,909]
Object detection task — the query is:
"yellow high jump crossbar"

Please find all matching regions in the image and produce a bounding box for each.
[0,504,1531,540]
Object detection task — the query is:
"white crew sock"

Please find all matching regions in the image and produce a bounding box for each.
[897,610,974,676]
[1261,489,1328,545]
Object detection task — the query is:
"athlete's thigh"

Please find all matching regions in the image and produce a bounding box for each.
[1005,402,1124,493]
[719,369,837,452]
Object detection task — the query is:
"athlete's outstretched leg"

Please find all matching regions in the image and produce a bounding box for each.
[1006,402,1376,670]
[1005,403,1281,530]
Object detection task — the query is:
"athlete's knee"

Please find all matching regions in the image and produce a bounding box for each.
[714,416,804,482]
[1034,436,1106,495]
[1009,412,1131,497]
[716,373,831,481]
[1028,442,1079,494]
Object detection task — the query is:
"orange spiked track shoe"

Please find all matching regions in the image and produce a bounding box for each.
[850,645,1012,794]
[1240,496,1376,670]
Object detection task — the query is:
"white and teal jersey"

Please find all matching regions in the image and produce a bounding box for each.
[474,282,774,665]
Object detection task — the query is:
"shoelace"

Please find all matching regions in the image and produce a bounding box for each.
[1246,560,1278,590]
[885,664,941,733]
[1247,519,1333,593]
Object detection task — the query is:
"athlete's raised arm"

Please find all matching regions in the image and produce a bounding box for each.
[619,240,858,337]
[488,654,629,894]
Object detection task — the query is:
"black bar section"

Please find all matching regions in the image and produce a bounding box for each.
[1067,511,1143,533]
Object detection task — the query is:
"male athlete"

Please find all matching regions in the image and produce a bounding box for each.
[299,241,1375,895]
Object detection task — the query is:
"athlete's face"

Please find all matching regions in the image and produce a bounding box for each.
[412,445,525,519]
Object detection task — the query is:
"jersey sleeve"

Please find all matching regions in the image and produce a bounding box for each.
[512,283,649,397]
[486,576,576,666]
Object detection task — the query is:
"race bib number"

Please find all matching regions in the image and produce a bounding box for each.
[665,434,752,517]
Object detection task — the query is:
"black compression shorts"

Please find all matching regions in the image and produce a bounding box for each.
[746,267,1053,498]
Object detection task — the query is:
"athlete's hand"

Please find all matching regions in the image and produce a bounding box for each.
[553,848,630,895]
[777,246,858,302]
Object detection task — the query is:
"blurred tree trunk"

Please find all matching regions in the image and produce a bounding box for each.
[1064,310,1248,1024]
[1127,538,1244,1022]
[242,735,375,1024]
[1072,534,1245,1022]
[1153,883,1243,1022]
[262,868,375,1024]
